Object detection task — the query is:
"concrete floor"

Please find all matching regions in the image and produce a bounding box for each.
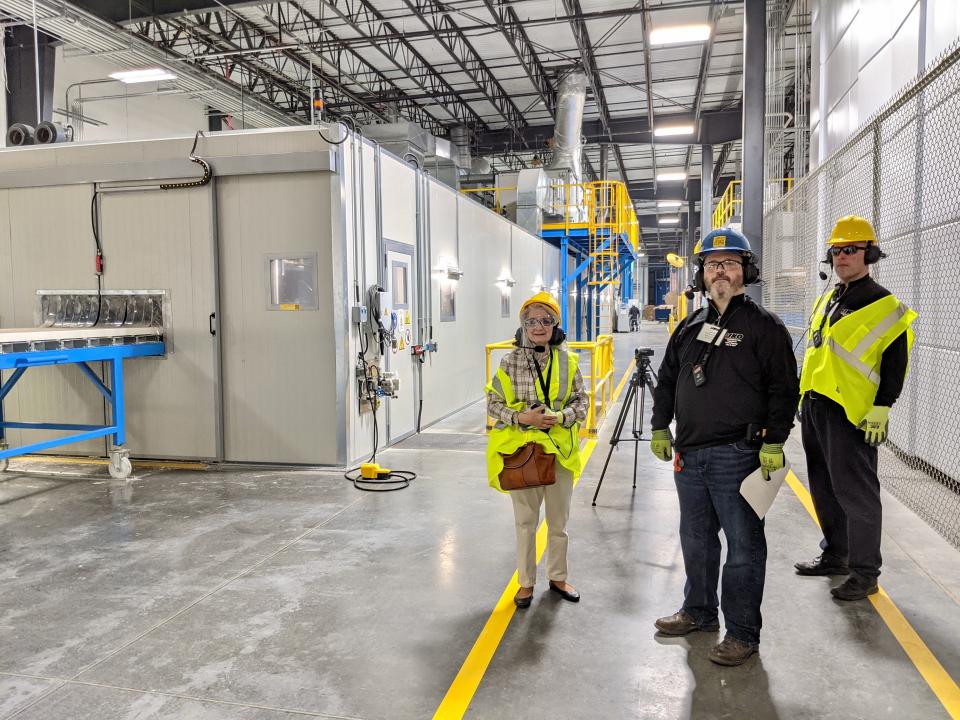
[1,325,958,719]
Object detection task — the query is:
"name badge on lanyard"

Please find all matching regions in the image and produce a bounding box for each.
[696,323,727,346]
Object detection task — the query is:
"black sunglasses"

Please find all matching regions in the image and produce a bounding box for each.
[828,245,867,257]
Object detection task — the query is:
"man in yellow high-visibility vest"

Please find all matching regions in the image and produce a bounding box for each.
[795,216,917,601]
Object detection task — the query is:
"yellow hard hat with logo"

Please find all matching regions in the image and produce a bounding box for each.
[828,216,877,245]
[520,291,561,320]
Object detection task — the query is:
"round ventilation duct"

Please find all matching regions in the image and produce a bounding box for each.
[7,123,36,146]
[35,121,67,144]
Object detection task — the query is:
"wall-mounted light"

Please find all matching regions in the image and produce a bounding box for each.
[653,124,695,137]
[109,68,178,84]
[657,171,687,182]
[495,273,516,290]
[434,257,463,281]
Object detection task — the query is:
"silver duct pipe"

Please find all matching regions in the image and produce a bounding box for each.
[547,69,587,179]
[449,124,472,173]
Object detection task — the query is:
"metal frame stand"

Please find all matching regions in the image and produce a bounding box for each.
[0,342,164,478]
[591,351,658,506]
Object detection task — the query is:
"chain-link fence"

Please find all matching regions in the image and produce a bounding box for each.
[763,40,960,550]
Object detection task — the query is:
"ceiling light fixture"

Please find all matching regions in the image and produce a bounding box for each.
[649,24,712,46]
[657,172,687,182]
[653,124,695,137]
[657,200,683,208]
[659,217,680,225]
[110,68,177,84]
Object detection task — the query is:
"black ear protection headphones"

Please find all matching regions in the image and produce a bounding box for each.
[823,243,884,267]
[693,252,761,293]
[513,324,566,350]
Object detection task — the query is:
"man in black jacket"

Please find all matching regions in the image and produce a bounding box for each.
[649,227,800,666]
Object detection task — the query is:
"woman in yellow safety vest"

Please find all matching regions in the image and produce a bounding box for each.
[486,291,589,608]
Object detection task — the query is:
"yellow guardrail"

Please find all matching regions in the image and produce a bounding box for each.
[462,181,639,253]
[712,178,795,229]
[484,335,615,438]
[459,185,516,214]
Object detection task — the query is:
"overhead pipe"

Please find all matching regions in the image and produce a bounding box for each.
[547,69,588,180]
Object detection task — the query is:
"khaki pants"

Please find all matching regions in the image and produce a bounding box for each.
[509,465,574,588]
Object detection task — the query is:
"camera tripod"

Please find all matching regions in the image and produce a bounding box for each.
[591,350,658,506]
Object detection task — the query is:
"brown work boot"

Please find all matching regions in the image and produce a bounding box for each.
[708,635,759,666]
[654,611,720,636]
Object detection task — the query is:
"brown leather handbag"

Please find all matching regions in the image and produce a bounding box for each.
[498,442,556,491]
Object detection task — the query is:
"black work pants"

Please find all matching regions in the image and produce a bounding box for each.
[800,393,882,578]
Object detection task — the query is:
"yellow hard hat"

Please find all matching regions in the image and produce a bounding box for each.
[829,216,877,245]
[520,291,561,320]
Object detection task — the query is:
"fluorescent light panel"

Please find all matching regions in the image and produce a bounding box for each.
[653,124,695,137]
[110,68,177,84]
[659,217,680,225]
[657,200,682,207]
[649,24,712,46]
[657,172,687,182]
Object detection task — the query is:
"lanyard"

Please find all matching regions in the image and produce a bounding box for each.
[525,350,553,407]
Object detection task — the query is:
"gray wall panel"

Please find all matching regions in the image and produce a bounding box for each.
[99,185,218,459]
[5,184,106,455]
[218,172,337,464]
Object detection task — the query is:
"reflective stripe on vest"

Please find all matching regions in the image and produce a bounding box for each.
[800,291,917,426]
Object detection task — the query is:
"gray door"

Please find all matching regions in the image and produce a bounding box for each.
[217,173,338,464]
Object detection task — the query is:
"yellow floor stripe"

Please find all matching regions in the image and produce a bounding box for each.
[786,470,960,719]
[433,360,633,720]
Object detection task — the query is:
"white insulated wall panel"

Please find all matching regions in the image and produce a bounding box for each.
[380,154,416,246]
[2,184,108,455]
[98,185,218,459]
[349,139,387,463]
[919,88,960,228]
[926,0,960,64]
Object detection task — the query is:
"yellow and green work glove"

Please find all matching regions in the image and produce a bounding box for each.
[858,405,890,447]
[759,442,785,480]
[650,428,673,462]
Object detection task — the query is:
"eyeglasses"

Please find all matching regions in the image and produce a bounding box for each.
[523,316,557,328]
[703,259,743,272]
[828,245,867,257]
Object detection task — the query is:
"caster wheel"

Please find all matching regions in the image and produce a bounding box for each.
[109,456,132,480]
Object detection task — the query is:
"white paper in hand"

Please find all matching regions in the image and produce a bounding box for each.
[739,460,791,519]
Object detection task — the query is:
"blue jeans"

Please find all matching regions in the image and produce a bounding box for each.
[675,441,766,645]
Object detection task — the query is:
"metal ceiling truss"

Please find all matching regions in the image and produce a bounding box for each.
[560,0,628,181]
[400,0,529,146]
[132,8,400,127]
[314,0,490,133]
[480,0,556,118]
[259,1,448,132]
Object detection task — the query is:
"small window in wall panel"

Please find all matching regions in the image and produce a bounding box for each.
[440,281,456,321]
[391,261,409,309]
[266,254,319,311]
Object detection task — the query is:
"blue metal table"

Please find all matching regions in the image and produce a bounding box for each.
[0,340,165,478]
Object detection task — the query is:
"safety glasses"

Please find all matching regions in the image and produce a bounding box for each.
[523,317,557,328]
[828,245,867,256]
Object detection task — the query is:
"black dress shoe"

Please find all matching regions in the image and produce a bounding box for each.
[655,611,720,636]
[549,581,580,602]
[831,574,878,601]
[514,589,533,608]
[795,554,849,576]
